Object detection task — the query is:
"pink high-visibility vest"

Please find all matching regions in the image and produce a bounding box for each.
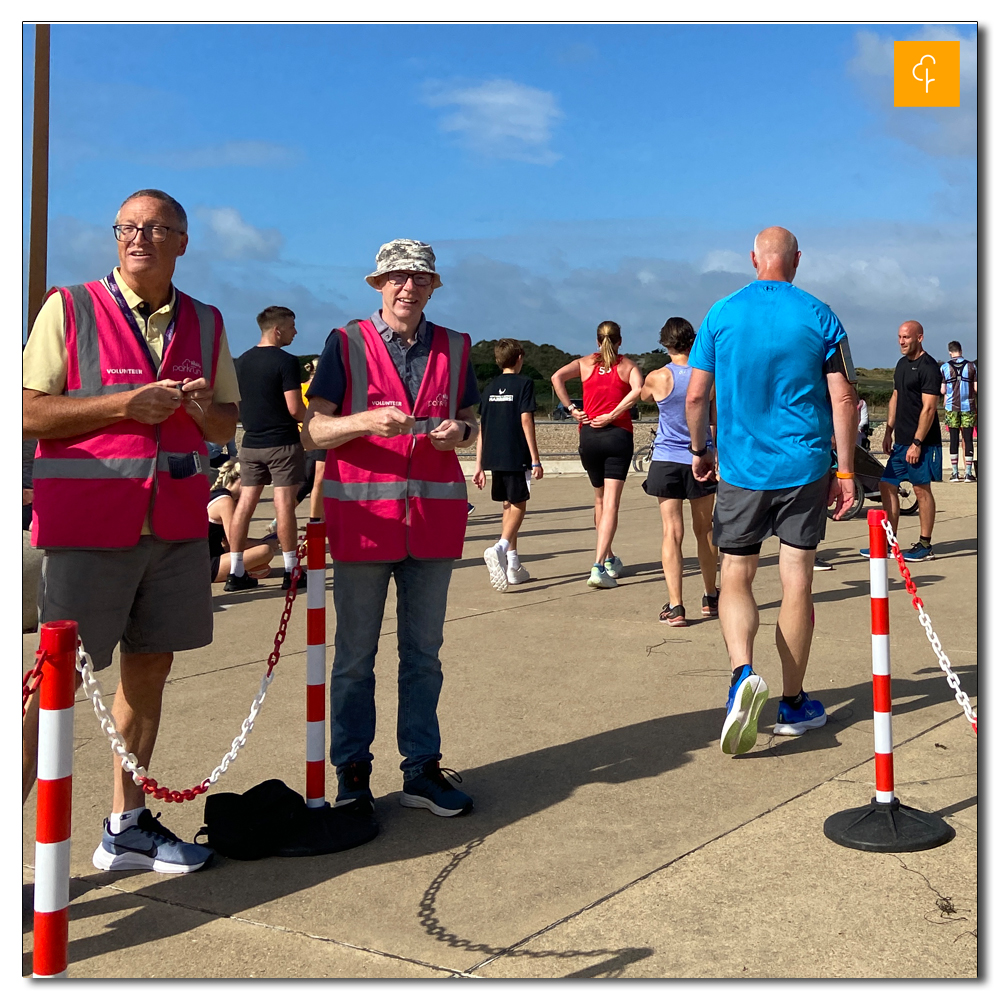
[31,279,222,549]
[323,319,470,561]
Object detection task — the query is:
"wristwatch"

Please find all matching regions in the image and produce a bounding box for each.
[461,421,473,442]
[688,444,709,457]
[912,437,923,447]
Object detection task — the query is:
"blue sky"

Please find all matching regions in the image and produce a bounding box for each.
[22,22,978,365]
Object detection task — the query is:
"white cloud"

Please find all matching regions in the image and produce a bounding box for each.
[196,207,284,261]
[142,141,299,170]
[848,27,978,158]
[423,79,563,165]
[699,250,752,275]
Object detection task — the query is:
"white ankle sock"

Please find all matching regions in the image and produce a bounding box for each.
[109,809,142,834]
[507,548,521,568]
[497,538,510,553]
[282,550,297,572]
[230,552,245,577]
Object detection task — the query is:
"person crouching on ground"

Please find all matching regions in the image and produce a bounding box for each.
[208,459,280,583]
[474,338,543,591]
[640,317,719,626]
[550,321,644,589]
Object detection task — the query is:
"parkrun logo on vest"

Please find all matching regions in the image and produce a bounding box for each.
[172,358,203,376]
[106,368,145,375]
[427,392,449,409]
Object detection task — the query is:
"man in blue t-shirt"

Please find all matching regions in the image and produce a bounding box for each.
[686,226,859,758]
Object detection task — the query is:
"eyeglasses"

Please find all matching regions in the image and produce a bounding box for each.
[383,271,434,287]
[112,224,184,243]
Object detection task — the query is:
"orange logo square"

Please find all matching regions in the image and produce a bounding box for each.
[894,41,960,107]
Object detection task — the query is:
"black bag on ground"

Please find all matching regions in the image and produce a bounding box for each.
[198,778,378,860]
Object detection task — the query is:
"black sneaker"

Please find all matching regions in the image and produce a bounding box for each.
[659,603,688,627]
[224,573,258,592]
[965,472,977,483]
[702,592,719,617]
[400,761,473,817]
[333,761,374,811]
[282,570,306,591]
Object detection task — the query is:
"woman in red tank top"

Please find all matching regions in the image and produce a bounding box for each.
[551,321,644,589]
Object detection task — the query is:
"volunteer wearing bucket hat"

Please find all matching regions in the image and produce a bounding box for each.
[303,239,480,827]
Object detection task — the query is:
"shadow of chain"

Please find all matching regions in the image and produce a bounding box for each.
[418,836,653,975]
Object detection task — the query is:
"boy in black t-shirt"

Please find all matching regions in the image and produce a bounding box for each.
[474,339,543,591]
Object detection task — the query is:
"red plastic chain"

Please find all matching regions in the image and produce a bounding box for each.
[131,533,308,802]
[23,650,48,718]
[886,535,925,613]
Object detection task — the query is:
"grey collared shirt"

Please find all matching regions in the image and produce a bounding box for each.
[369,310,433,407]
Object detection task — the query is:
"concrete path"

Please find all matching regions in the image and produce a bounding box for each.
[22,477,978,978]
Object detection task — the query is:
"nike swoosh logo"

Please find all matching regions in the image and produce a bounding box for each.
[112,843,157,857]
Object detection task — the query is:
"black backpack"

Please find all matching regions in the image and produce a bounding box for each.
[197,778,378,860]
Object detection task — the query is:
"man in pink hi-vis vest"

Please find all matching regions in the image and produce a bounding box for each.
[303,239,480,829]
[22,189,240,874]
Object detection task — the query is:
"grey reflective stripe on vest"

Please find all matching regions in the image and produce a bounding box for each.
[66,382,144,397]
[324,478,465,501]
[411,417,447,435]
[189,296,216,381]
[407,479,467,499]
[343,320,369,416]
[32,456,156,479]
[63,284,105,396]
[156,451,212,477]
[324,479,408,501]
[445,328,464,420]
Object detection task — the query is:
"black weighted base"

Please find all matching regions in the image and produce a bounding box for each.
[824,796,955,852]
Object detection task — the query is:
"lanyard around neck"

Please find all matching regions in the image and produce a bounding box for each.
[103,271,179,373]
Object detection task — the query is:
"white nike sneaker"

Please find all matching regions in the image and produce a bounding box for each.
[484,545,508,592]
[507,564,530,585]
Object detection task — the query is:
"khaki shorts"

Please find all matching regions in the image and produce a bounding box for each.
[39,538,213,670]
[239,443,306,487]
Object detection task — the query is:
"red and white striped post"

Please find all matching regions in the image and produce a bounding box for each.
[868,509,894,804]
[33,620,77,978]
[305,521,327,808]
[824,509,956,851]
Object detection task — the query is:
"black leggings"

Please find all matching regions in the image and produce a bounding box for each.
[949,426,975,463]
[579,425,633,487]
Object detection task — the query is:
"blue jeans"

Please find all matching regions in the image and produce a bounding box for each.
[330,557,453,779]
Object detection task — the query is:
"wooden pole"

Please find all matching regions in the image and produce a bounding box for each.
[27,24,51,332]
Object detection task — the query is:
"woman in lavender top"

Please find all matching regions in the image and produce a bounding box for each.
[640,317,719,626]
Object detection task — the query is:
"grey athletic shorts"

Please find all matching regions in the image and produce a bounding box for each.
[713,472,830,555]
[39,537,213,670]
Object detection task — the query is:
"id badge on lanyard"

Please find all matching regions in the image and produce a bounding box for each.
[102,271,178,374]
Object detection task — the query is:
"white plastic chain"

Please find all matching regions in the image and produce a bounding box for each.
[881,519,978,732]
[76,639,275,789]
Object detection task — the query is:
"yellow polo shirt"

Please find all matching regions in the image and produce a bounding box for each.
[22,267,240,403]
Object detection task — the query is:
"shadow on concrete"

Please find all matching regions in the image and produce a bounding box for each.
[24,661,976,976]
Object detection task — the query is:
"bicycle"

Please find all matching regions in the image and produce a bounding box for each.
[828,444,919,521]
[632,428,655,473]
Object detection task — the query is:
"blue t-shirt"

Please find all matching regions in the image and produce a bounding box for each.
[688,280,846,491]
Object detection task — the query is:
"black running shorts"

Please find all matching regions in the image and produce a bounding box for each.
[491,470,531,504]
[642,460,717,500]
[579,425,633,487]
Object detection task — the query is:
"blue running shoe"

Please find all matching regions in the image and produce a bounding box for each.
[92,809,213,873]
[604,554,624,579]
[720,666,769,755]
[400,761,473,817]
[333,760,374,811]
[773,693,827,736]
[859,548,870,558]
[902,541,934,562]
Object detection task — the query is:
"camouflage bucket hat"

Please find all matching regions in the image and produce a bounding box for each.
[365,239,442,290]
